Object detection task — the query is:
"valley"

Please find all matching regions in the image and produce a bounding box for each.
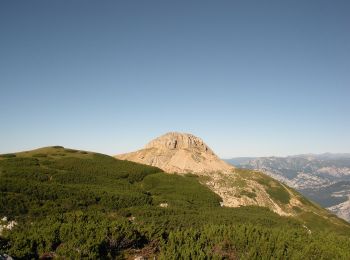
[226,154,350,222]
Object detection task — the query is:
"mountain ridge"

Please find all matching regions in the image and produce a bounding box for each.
[115,133,348,222]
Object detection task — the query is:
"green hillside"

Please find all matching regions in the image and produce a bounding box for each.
[1,147,350,259]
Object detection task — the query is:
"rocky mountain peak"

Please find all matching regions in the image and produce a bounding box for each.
[144,132,214,155]
[116,132,233,174]
[115,133,343,219]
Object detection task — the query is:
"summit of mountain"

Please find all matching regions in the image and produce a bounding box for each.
[116,132,234,174]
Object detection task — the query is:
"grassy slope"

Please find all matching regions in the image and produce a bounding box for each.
[232,169,350,231]
[0,147,350,259]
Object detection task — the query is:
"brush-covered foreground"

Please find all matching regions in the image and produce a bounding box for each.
[1,147,350,259]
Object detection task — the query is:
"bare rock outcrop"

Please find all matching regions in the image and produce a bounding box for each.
[115,132,234,174]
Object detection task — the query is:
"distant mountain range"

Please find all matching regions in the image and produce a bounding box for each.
[226,153,350,222]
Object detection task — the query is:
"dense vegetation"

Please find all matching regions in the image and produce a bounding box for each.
[1,147,350,259]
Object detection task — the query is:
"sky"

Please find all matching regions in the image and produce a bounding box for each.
[1,1,349,158]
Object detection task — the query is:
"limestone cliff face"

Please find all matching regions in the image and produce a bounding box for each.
[115,132,234,174]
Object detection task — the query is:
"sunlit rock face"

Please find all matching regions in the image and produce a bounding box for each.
[116,132,234,174]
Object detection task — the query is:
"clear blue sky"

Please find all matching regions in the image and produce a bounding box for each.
[1,1,349,157]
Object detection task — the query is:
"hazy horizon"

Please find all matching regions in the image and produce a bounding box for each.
[1,1,349,158]
[1,141,349,159]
